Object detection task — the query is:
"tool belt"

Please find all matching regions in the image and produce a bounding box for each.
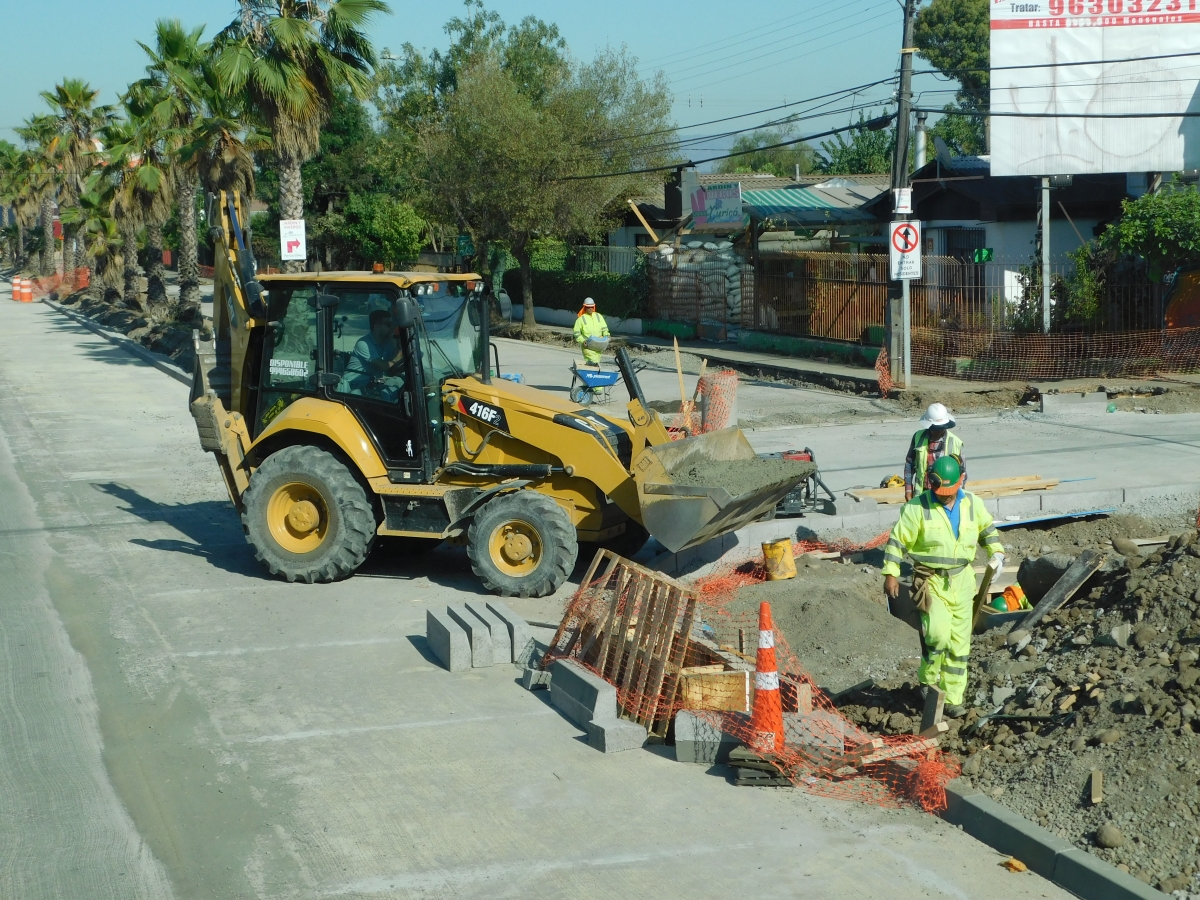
[910,562,969,614]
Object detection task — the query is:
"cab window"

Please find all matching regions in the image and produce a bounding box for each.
[327,289,405,404]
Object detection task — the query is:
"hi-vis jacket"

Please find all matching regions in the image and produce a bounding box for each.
[908,429,964,494]
[882,490,1003,583]
[573,311,610,363]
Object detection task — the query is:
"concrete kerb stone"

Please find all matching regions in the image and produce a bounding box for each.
[1040,390,1108,414]
[549,659,617,727]
[465,602,511,663]
[446,604,494,668]
[584,718,648,753]
[941,779,1166,899]
[674,710,744,764]
[485,600,534,665]
[425,609,471,673]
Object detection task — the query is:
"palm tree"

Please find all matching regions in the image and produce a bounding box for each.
[101,106,174,309]
[214,0,390,272]
[40,79,113,280]
[73,177,124,296]
[136,20,209,308]
[15,115,60,276]
[0,141,22,265]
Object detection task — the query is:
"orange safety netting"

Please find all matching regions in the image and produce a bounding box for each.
[666,369,739,435]
[545,534,959,814]
[875,347,893,396]
[26,268,90,299]
[912,326,1200,382]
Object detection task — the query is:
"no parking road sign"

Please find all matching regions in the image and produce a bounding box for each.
[889,220,921,281]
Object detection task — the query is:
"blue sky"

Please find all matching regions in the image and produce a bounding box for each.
[0,1,952,164]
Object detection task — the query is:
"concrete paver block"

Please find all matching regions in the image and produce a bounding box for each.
[995,493,1044,518]
[1042,488,1124,516]
[1053,848,1165,900]
[1123,482,1200,506]
[426,609,471,673]
[446,604,494,668]
[674,710,745,764]
[520,667,551,690]
[585,717,647,753]
[465,602,511,663]
[549,659,617,728]
[783,710,845,752]
[485,600,534,665]
[952,792,1076,879]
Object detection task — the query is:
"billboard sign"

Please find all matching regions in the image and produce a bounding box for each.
[990,3,1200,176]
[682,170,745,231]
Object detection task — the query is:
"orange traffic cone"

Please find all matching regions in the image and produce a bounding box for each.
[750,600,785,753]
[12,277,23,301]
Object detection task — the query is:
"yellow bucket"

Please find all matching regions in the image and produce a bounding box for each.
[762,537,796,581]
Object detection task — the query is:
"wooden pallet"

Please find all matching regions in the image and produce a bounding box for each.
[541,548,697,736]
[849,475,1060,505]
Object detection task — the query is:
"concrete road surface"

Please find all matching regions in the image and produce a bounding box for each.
[0,288,1074,899]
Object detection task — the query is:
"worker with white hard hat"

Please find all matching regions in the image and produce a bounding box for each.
[904,402,965,501]
[572,297,610,365]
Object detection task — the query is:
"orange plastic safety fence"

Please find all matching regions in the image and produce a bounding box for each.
[912,326,1200,382]
[548,536,960,814]
[27,268,89,299]
[875,347,893,396]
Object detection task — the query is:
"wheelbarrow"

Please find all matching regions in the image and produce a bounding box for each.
[569,361,621,405]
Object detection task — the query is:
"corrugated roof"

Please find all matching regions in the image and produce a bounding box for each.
[698,172,891,190]
[742,187,877,224]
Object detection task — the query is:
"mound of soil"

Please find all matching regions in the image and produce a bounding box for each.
[55,287,202,370]
[724,556,919,692]
[825,513,1200,893]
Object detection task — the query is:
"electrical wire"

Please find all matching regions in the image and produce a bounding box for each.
[915,49,1200,77]
[916,107,1200,118]
[634,9,814,72]
[558,115,895,181]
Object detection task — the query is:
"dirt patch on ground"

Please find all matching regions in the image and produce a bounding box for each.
[54,287,203,371]
[893,386,1031,415]
[804,512,1200,893]
[724,557,918,692]
[672,457,814,496]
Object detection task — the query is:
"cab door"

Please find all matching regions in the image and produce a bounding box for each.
[320,285,426,481]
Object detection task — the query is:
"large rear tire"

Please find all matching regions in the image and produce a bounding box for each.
[467,491,577,597]
[242,445,376,583]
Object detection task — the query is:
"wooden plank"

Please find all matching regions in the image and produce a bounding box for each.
[636,587,683,725]
[1090,769,1104,805]
[617,581,660,712]
[654,596,698,736]
[540,550,617,667]
[586,566,632,672]
[795,681,813,715]
[849,476,1059,505]
[1017,549,1106,630]
[607,575,647,683]
[918,720,949,740]
[859,737,939,766]
[834,737,885,769]
[678,670,750,712]
[920,686,945,732]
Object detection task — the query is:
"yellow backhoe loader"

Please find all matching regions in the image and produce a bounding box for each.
[189,191,813,596]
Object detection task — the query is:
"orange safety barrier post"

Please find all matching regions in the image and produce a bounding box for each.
[749,601,783,753]
[11,277,21,301]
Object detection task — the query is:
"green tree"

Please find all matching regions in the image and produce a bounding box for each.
[215,0,390,272]
[927,103,987,158]
[714,129,814,178]
[420,46,673,326]
[40,79,113,275]
[15,115,60,276]
[341,193,425,266]
[816,113,894,175]
[914,0,988,114]
[1101,184,1200,281]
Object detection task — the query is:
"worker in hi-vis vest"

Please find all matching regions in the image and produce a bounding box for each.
[883,456,1004,716]
[572,297,610,365]
[904,402,964,501]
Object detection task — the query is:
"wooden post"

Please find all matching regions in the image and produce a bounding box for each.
[920,686,945,732]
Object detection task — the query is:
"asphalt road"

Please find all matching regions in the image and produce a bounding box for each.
[0,288,1074,900]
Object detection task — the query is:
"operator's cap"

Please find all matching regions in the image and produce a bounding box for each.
[919,402,955,429]
[582,297,596,308]
[929,455,963,497]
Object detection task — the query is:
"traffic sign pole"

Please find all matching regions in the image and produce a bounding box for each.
[903,279,912,388]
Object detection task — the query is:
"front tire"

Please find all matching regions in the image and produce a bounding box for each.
[242,445,376,583]
[467,491,577,597]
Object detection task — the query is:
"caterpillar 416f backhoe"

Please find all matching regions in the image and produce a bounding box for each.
[189,191,813,596]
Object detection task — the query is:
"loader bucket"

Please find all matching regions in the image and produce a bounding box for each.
[632,427,817,553]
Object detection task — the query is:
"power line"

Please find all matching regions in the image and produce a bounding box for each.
[915,49,1200,78]
[634,10,813,72]
[559,115,895,181]
[916,107,1200,118]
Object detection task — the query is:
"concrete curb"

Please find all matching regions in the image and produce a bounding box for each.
[41,297,191,387]
[943,779,1165,898]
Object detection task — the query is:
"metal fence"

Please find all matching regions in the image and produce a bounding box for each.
[742,252,1168,341]
[531,245,641,276]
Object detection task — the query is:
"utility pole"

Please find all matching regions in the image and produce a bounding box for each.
[1041,177,1051,334]
[887,0,918,388]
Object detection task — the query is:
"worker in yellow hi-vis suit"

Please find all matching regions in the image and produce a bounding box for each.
[883,456,1004,717]
[572,297,610,365]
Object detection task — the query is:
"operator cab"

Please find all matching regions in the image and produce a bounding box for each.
[253,272,487,484]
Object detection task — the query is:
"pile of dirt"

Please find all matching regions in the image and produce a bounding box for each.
[55,286,201,370]
[826,514,1200,893]
[723,556,919,692]
[673,457,815,496]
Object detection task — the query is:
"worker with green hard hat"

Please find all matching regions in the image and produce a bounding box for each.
[904,402,965,502]
[883,455,1004,717]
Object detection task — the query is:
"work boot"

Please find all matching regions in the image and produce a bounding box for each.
[944,704,967,719]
